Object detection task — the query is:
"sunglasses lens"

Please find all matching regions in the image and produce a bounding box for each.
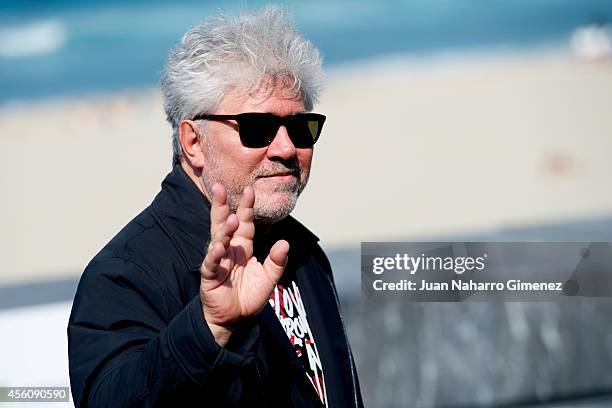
[307,120,321,140]
[237,114,279,148]
[287,114,324,148]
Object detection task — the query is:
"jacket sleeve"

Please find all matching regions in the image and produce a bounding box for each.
[67,257,250,407]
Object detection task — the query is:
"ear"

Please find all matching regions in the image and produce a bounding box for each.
[178,120,205,169]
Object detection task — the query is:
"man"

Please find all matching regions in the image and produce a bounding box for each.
[68,6,363,407]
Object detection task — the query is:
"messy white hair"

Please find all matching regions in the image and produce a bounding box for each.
[161,5,325,164]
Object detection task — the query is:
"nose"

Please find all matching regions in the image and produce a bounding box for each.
[266,125,297,160]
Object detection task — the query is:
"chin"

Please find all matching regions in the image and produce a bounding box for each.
[253,192,298,224]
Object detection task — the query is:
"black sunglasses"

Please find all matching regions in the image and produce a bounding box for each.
[192,112,326,148]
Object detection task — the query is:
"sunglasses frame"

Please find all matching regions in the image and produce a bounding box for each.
[191,112,326,148]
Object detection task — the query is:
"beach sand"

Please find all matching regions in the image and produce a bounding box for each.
[1,53,612,285]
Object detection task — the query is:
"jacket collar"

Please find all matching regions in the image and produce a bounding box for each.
[150,164,319,273]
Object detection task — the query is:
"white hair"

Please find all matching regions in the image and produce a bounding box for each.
[161,5,325,164]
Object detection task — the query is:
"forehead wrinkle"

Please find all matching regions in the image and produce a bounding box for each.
[217,77,303,114]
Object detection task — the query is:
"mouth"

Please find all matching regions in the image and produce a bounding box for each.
[259,172,298,182]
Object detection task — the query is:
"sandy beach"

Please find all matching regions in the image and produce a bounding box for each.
[1,52,612,285]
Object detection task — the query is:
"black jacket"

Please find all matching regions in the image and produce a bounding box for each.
[68,165,363,407]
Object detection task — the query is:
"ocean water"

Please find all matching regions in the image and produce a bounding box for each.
[0,0,611,103]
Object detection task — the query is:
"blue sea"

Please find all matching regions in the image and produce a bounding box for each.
[1,0,611,103]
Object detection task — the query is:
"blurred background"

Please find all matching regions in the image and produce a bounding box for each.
[1,0,612,407]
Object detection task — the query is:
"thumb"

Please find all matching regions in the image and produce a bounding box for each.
[263,240,289,282]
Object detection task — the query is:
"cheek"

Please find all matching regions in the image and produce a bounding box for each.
[237,145,268,164]
[236,149,269,178]
[298,149,313,174]
[297,149,312,169]
[209,139,266,176]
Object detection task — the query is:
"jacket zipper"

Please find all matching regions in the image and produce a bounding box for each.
[252,357,268,407]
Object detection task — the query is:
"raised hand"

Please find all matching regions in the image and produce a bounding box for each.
[199,183,289,346]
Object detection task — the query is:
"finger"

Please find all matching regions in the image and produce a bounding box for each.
[201,241,227,279]
[209,213,239,253]
[263,240,289,283]
[210,183,230,233]
[202,214,239,277]
[235,186,255,241]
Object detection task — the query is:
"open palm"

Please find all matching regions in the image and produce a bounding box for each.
[199,183,288,345]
